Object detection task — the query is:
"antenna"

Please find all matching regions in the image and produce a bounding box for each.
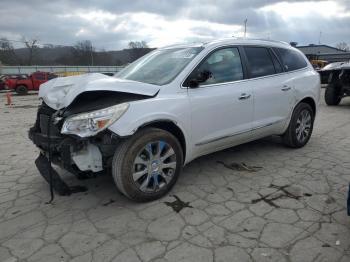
[244,19,248,38]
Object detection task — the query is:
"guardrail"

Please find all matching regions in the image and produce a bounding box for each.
[0,65,125,75]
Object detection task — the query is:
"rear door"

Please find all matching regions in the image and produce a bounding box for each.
[243,46,294,137]
[186,46,254,157]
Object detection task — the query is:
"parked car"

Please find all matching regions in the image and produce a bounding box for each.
[0,75,7,90]
[318,61,350,105]
[29,38,321,201]
[1,74,29,90]
[5,71,57,95]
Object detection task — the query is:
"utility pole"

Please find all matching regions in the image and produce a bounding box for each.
[90,44,94,66]
[244,19,248,38]
[318,31,322,44]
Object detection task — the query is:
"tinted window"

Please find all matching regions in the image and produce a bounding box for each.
[244,47,275,78]
[194,47,243,85]
[275,48,307,71]
[270,50,283,73]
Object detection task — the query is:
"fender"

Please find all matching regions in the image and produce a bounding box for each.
[108,98,193,163]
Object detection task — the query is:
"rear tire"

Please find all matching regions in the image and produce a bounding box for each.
[283,102,314,148]
[112,128,183,202]
[15,85,28,95]
[325,84,341,105]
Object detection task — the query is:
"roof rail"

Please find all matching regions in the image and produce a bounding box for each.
[232,37,290,46]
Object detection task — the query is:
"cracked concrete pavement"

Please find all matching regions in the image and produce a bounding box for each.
[0,90,349,262]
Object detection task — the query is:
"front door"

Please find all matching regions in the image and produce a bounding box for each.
[186,47,254,157]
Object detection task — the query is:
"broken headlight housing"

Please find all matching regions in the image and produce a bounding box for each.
[61,103,129,137]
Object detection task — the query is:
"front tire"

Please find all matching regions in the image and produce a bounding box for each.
[325,84,341,105]
[283,102,314,148]
[112,128,183,202]
[15,85,28,95]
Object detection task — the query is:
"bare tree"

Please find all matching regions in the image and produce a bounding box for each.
[336,42,349,52]
[0,37,20,65]
[22,37,38,65]
[73,40,95,65]
[128,41,148,49]
[127,41,150,61]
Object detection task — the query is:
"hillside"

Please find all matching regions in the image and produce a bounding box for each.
[1,46,154,66]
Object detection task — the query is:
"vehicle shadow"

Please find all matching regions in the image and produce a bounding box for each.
[52,135,286,204]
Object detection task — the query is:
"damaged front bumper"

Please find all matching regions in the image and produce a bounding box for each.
[34,154,87,196]
[29,103,120,194]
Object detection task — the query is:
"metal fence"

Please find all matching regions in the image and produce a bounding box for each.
[0,65,125,75]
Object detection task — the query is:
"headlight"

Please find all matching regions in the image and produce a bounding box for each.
[61,103,129,137]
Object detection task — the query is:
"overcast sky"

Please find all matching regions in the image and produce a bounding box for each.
[0,0,349,50]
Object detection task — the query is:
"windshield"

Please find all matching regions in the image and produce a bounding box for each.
[116,47,204,85]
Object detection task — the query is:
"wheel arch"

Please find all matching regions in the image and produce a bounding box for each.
[16,84,28,89]
[137,120,187,162]
[298,96,316,116]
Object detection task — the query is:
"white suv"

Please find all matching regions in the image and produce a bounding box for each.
[30,38,321,201]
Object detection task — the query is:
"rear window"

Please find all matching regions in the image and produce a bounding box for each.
[244,47,276,78]
[275,48,307,71]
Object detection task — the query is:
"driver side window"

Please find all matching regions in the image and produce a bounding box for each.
[195,47,244,86]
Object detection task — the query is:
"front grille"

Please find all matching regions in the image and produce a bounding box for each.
[34,103,61,136]
[29,102,66,153]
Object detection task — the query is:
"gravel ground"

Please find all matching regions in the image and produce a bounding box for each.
[0,90,349,262]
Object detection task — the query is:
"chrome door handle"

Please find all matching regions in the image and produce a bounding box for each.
[239,93,251,100]
[281,85,291,91]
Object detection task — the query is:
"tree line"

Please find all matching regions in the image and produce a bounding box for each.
[0,38,153,66]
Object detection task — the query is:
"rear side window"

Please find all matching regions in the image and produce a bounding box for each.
[275,48,307,71]
[244,47,276,78]
[35,73,45,80]
[270,50,283,73]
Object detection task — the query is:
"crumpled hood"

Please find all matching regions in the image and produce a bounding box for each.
[39,73,160,110]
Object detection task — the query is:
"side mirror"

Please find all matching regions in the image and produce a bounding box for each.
[188,70,212,88]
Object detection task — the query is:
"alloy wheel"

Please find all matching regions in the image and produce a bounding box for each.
[132,140,177,193]
[295,109,312,143]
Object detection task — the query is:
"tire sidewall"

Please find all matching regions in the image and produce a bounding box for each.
[113,128,183,201]
[325,84,341,105]
[289,103,314,147]
[16,85,28,95]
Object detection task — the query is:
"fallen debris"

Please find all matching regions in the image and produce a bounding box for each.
[35,154,88,197]
[217,161,262,172]
[164,195,192,213]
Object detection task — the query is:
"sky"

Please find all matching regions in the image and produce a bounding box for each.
[0,0,349,50]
